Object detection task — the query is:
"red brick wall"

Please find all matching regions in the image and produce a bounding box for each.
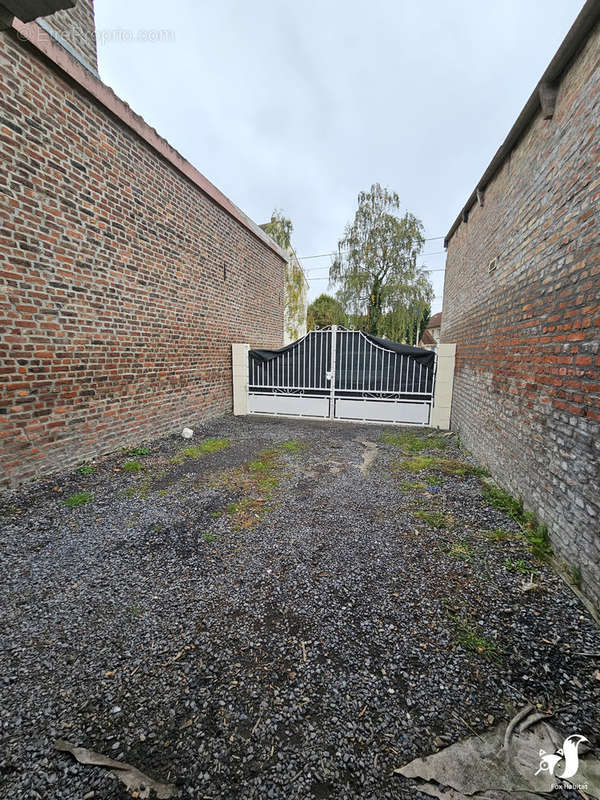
[442,23,600,612]
[0,26,285,487]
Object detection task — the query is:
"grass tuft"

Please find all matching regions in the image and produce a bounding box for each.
[399,455,488,478]
[455,618,501,660]
[481,528,518,541]
[123,460,142,473]
[127,446,150,457]
[64,491,93,508]
[77,464,95,475]
[177,438,231,461]
[414,510,452,529]
[449,541,474,561]
[381,430,447,452]
[277,440,305,453]
[481,481,552,559]
[504,558,532,574]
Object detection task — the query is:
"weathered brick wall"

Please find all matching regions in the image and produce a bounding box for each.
[0,25,285,487]
[442,23,600,612]
[39,0,97,73]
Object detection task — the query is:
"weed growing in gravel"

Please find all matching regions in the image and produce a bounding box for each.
[203,533,217,543]
[525,522,551,559]
[481,528,518,541]
[481,483,523,518]
[455,619,500,660]
[129,604,143,618]
[77,464,95,475]
[400,481,427,490]
[401,455,435,472]
[568,563,582,588]
[127,445,150,457]
[481,481,552,559]
[213,449,281,529]
[414,510,452,529]
[504,558,531,574]
[449,541,474,561]
[172,438,231,462]
[64,492,93,508]
[123,460,142,473]
[399,455,488,478]
[381,429,448,453]
[277,440,305,452]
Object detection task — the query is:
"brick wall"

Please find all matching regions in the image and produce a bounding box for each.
[39,0,97,73]
[442,23,600,612]
[0,24,285,487]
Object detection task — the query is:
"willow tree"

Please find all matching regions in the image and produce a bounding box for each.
[329,184,433,339]
[260,210,307,341]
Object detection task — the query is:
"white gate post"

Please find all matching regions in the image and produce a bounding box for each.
[329,325,337,419]
[232,343,250,415]
[430,343,456,429]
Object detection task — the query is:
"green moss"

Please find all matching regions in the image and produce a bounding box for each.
[277,440,305,452]
[64,492,93,508]
[203,533,217,543]
[179,438,230,460]
[400,455,435,472]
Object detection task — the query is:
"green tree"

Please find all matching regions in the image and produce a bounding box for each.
[329,183,433,337]
[261,210,307,341]
[384,303,431,345]
[260,209,292,250]
[307,294,346,330]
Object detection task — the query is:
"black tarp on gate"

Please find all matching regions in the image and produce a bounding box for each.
[249,330,435,397]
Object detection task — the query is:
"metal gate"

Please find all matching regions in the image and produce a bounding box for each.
[247,326,436,425]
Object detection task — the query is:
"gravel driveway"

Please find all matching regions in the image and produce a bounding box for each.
[1,415,599,799]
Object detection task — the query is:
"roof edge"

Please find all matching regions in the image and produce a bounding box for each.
[9,17,288,263]
[444,0,600,248]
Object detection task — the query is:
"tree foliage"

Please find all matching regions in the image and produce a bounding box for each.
[261,210,293,250]
[307,294,346,330]
[329,184,433,339]
[385,303,431,346]
[260,210,307,341]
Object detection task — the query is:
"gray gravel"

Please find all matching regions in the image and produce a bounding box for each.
[1,415,599,800]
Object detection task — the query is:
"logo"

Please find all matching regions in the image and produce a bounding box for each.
[535,734,588,780]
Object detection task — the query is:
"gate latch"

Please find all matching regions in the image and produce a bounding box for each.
[326,371,332,382]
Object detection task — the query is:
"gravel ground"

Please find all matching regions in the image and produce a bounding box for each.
[1,414,599,800]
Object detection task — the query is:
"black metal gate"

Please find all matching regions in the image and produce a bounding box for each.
[248,326,436,425]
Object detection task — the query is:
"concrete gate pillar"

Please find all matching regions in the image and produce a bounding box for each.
[430,343,456,430]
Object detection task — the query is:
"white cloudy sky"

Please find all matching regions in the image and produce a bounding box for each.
[95,0,584,313]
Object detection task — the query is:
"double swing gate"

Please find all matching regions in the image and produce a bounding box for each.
[247,326,437,425]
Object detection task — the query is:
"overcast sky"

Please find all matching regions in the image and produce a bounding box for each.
[95,0,584,314]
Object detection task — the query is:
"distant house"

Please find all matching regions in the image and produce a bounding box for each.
[419,312,442,350]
